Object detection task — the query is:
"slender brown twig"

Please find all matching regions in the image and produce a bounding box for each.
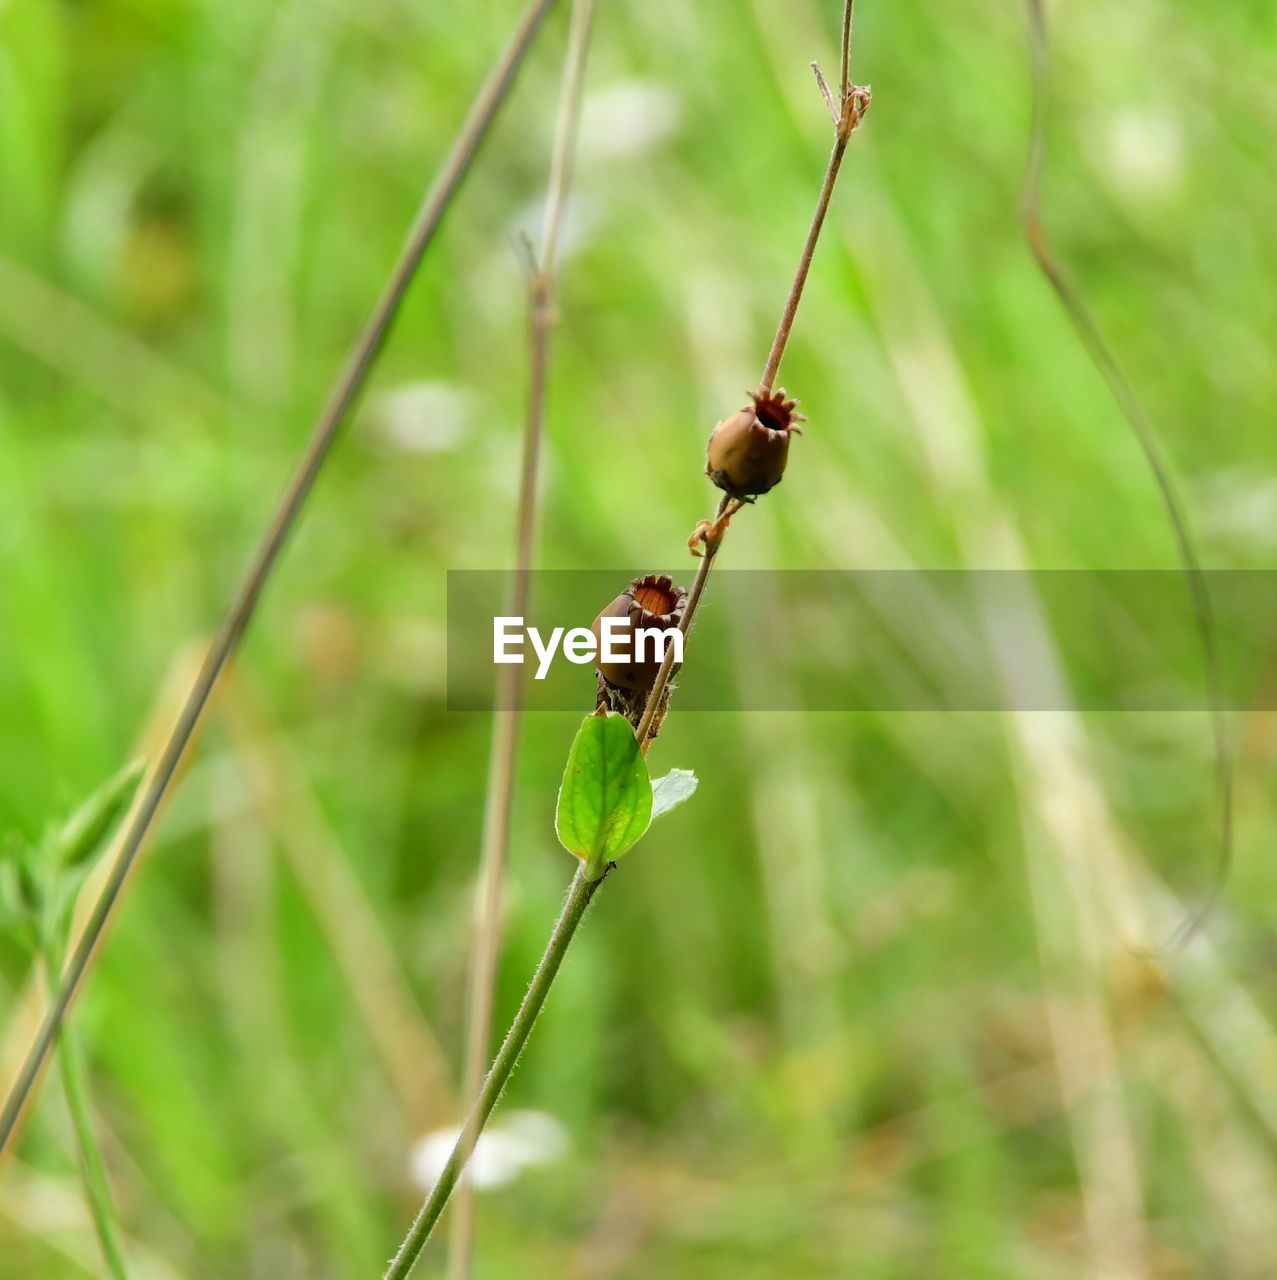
[1021,0,1231,948]
[446,3,596,1276]
[633,498,728,745]
[840,0,855,110]
[641,0,869,746]
[759,20,868,395]
[0,0,564,1158]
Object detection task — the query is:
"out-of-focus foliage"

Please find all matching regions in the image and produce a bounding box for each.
[2,0,1277,1276]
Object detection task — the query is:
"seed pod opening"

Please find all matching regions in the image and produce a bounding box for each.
[705,389,804,499]
[591,573,688,692]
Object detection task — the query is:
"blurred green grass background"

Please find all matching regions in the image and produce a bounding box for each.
[3,0,1277,1275]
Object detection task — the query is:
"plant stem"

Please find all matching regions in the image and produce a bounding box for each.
[1020,0,1230,946]
[447,3,595,1276]
[641,1,868,746]
[759,3,866,397]
[757,131,852,396]
[0,0,563,1159]
[383,868,603,1280]
[634,494,729,746]
[381,9,867,1272]
[840,0,855,104]
[43,937,128,1280]
[59,1031,129,1280]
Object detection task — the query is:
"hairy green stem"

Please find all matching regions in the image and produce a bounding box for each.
[383,868,602,1279]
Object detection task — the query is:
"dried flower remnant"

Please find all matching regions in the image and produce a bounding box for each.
[592,573,688,739]
[705,389,804,499]
[592,573,687,690]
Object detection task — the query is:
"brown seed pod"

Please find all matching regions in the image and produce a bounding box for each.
[591,573,688,692]
[705,388,804,498]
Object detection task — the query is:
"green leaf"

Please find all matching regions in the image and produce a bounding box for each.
[53,762,145,872]
[0,835,42,953]
[555,713,652,879]
[0,836,34,914]
[0,868,39,955]
[651,768,698,820]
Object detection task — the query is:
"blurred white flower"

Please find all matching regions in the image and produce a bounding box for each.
[579,79,681,161]
[509,191,597,267]
[1200,468,1277,552]
[366,380,474,455]
[410,1109,569,1192]
[488,80,681,300]
[1102,106,1184,201]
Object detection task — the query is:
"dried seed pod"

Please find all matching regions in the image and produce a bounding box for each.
[705,389,804,498]
[591,573,688,692]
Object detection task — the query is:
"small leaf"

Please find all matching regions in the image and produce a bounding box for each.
[555,714,652,879]
[0,829,28,872]
[0,836,37,921]
[0,860,39,954]
[15,846,44,914]
[650,769,698,820]
[0,837,44,952]
[53,762,145,872]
